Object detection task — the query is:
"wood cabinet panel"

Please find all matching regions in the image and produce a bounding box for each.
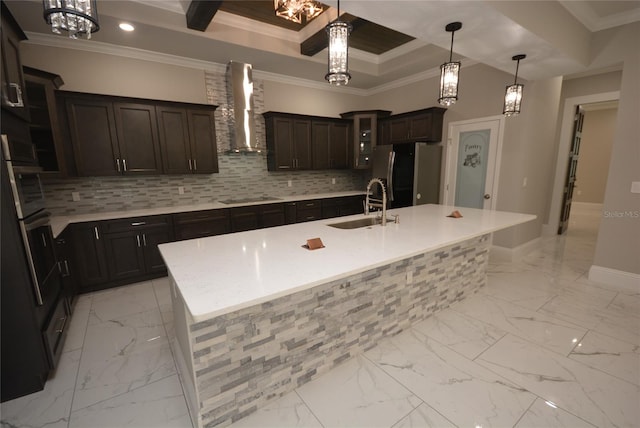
[230,206,260,232]
[66,97,120,176]
[329,121,350,169]
[293,119,312,169]
[173,209,230,240]
[157,106,191,174]
[379,108,446,145]
[1,3,29,121]
[188,109,219,173]
[259,203,285,228]
[141,226,172,274]
[311,120,330,170]
[70,222,109,289]
[103,230,146,281]
[113,102,162,174]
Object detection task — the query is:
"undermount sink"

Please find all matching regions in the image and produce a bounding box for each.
[327,217,391,229]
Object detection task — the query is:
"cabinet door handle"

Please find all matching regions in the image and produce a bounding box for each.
[116,158,121,172]
[94,226,100,240]
[63,260,70,276]
[142,233,147,247]
[122,159,128,171]
[193,159,197,171]
[131,221,146,226]
[41,233,47,247]
[188,159,192,170]
[4,83,24,107]
[136,234,141,247]
[55,315,67,334]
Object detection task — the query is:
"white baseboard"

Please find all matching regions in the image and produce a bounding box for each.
[490,237,541,263]
[571,202,603,211]
[588,265,640,293]
[541,224,556,236]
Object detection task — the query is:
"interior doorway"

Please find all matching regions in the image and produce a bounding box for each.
[547,91,620,236]
[444,116,504,210]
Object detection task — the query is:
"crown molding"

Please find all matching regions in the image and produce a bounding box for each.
[24,31,462,97]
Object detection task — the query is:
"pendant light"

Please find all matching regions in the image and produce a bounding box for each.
[325,0,351,86]
[438,22,462,106]
[274,0,324,25]
[43,0,100,39]
[503,54,526,116]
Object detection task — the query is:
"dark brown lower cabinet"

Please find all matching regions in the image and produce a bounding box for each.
[260,203,286,228]
[230,206,260,232]
[102,216,173,282]
[295,200,322,223]
[71,222,109,290]
[173,209,230,241]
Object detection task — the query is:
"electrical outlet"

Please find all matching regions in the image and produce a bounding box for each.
[331,177,336,185]
[522,177,528,188]
[72,191,80,201]
[406,271,413,284]
[178,186,185,195]
[287,180,292,187]
[577,189,582,196]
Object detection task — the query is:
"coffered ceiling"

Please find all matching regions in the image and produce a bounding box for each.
[5,0,640,92]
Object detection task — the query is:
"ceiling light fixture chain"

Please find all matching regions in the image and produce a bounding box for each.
[325,0,352,86]
[503,54,526,116]
[42,0,100,39]
[438,21,462,107]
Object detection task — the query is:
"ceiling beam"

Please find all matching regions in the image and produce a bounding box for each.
[186,1,223,31]
[300,14,364,57]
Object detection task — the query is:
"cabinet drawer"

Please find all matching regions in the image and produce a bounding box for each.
[174,209,229,224]
[104,215,171,233]
[296,200,322,222]
[42,296,68,370]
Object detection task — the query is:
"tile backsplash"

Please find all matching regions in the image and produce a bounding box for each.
[42,69,368,216]
[42,156,368,215]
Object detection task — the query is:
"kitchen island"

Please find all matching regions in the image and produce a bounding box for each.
[159,204,535,427]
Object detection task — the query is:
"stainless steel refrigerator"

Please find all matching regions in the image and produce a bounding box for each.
[371,142,442,208]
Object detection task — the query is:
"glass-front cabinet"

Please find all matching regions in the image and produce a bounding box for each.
[341,110,390,169]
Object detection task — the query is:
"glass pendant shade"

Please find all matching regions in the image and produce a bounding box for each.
[503,54,526,116]
[438,61,460,106]
[503,83,524,116]
[325,20,351,86]
[438,22,462,107]
[43,0,99,39]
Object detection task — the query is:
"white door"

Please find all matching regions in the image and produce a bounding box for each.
[444,117,504,210]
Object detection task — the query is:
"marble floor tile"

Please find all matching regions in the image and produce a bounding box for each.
[229,391,322,428]
[568,330,640,385]
[0,349,81,428]
[366,329,536,428]
[63,295,92,353]
[484,269,560,311]
[89,281,159,325]
[451,293,587,356]
[514,398,597,427]
[539,295,640,345]
[296,354,422,428]
[152,276,172,308]
[412,309,506,360]
[69,375,192,428]
[72,308,176,411]
[554,279,618,309]
[391,403,456,428]
[477,334,640,428]
[607,292,640,317]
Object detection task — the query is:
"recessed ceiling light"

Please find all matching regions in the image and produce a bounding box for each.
[119,22,135,32]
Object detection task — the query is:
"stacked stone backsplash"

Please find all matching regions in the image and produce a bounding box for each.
[42,70,368,216]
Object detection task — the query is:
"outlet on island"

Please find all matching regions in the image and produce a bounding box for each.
[178,186,185,195]
[72,191,80,201]
[287,180,292,187]
[332,178,336,185]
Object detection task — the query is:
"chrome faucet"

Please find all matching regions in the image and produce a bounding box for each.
[365,178,387,226]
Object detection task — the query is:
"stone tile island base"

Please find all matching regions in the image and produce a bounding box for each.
[171,233,490,427]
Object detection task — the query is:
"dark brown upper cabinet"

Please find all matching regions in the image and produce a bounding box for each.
[264,112,312,171]
[1,2,29,122]
[60,91,219,176]
[157,105,219,174]
[113,102,163,175]
[379,107,446,145]
[65,95,121,176]
[312,119,351,170]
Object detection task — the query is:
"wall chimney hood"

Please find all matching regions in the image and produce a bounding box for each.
[226,61,260,153]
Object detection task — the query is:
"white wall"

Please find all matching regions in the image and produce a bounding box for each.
[574,108,617,204]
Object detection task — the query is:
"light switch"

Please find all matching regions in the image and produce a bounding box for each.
[631,182,640,194]
[178,186,184,195]
[287,180,292,187]
[331,178,336,185]
[72,191,80,201]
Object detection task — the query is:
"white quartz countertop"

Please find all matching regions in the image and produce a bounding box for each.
[49,191,365,237]
[159,204,536,322]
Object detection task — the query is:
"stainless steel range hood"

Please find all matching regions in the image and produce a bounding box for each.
[226,61,259,153]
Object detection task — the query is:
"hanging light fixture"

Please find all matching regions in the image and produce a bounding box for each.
[438,22,462,106]
[503,54,526,116]
[325,0,351,86]
[274,0,324,25]
[43,0,99,39]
